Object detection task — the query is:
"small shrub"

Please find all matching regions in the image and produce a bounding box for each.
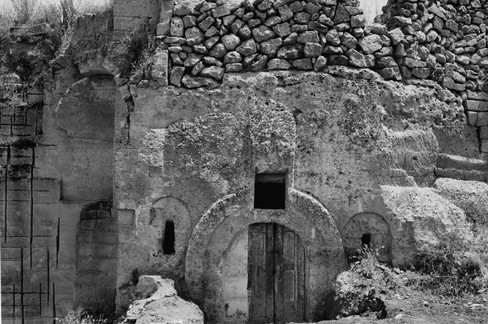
[57,308,109,324]
[11,0,38,25]
[120,21,156,79]
[412,233,486,296]
[350,247,379,279]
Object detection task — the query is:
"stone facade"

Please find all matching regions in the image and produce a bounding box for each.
[1,0,488,323]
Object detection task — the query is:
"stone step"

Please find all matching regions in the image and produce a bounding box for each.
[436,153,488,172]
[434,167,488,182]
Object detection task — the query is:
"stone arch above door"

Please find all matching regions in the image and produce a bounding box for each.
[185,188,347,322]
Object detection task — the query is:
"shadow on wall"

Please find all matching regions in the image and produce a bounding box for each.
[75,201,117,315]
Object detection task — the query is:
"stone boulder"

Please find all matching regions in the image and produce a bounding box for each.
[434,178,488,228]
[381,186,472,266]
[125,276,204,324]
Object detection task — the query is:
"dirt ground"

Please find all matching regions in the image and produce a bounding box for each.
[317,271,488,324]
[323,292,488,324]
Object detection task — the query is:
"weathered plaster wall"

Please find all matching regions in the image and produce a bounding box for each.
[114,68,470,320]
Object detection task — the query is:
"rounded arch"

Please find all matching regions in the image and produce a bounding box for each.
[343,212,392,263]
[185,188,347,322]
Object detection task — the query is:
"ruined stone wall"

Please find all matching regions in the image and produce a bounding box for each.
[1,13,117,323]
[111,0,488,322]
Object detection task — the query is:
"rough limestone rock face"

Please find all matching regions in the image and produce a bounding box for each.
[434,178,488,227]
[125,276,204,324]
[381,186,473,266]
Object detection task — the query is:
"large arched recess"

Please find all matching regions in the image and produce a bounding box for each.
[185,188,348,323]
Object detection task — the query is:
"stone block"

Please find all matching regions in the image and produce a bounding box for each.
[268,58,291,70]
[412,67,430,79]
[304,42,323,57]
[261,38,283,55]
[313,55,327,71]
[347,49,374,68]
[333,3,349,24]
[224,51,242,63]
[297,31,319,43]
[225,63,243,72]
[466,111,478,126]
[222,34,241,50]
[250,55,268,71]
[170,17,185,37]
[292,58,313,70]
[252,25,275,42]
[201,66,225,80]
[185,27,204,46]
[170,66,186,86]
[151,49,169,86]
[358,34,382,54]
[479,126,488,140]
[181,75,219,88]
[277,44,303,60]
[467,90,488,101]
[388,28,405,45]
[466,100,488,112]
[476,112,488,126]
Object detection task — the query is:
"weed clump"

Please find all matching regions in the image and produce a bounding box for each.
[57,308,110,324]
[411,232,488,296]
[324,247,391,320]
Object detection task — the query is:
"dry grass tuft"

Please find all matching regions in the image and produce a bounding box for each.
[0,0,113,31]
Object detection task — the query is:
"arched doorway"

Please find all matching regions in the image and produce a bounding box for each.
[186,189,347,323]
[248,223,307,324]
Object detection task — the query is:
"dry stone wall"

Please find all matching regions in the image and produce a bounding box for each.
[150,0,487,90]
[127,0,488,152]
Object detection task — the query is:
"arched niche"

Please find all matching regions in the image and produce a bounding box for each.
[149,197,192,267]
[343,212,392,263]
[185,188,347,323]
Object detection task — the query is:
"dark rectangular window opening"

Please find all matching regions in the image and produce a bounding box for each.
[162,220,175,254]
[254,173,286,209]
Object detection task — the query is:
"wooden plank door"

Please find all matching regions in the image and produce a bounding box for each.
[248,223,306,324]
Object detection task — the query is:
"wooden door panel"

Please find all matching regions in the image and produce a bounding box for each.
[249,223,306,324]
[274,224,284,323]
[265,224,275,322]
[249,224,267,322]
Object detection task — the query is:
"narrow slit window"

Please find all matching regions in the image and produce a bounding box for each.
[162,220,175,254]
[254,173,286,209]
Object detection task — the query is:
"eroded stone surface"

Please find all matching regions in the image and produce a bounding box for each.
[125,276,203,324]
[381,185,472,266]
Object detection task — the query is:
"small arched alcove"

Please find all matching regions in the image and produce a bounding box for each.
[149,197,192,267]
[343,212,392,263]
